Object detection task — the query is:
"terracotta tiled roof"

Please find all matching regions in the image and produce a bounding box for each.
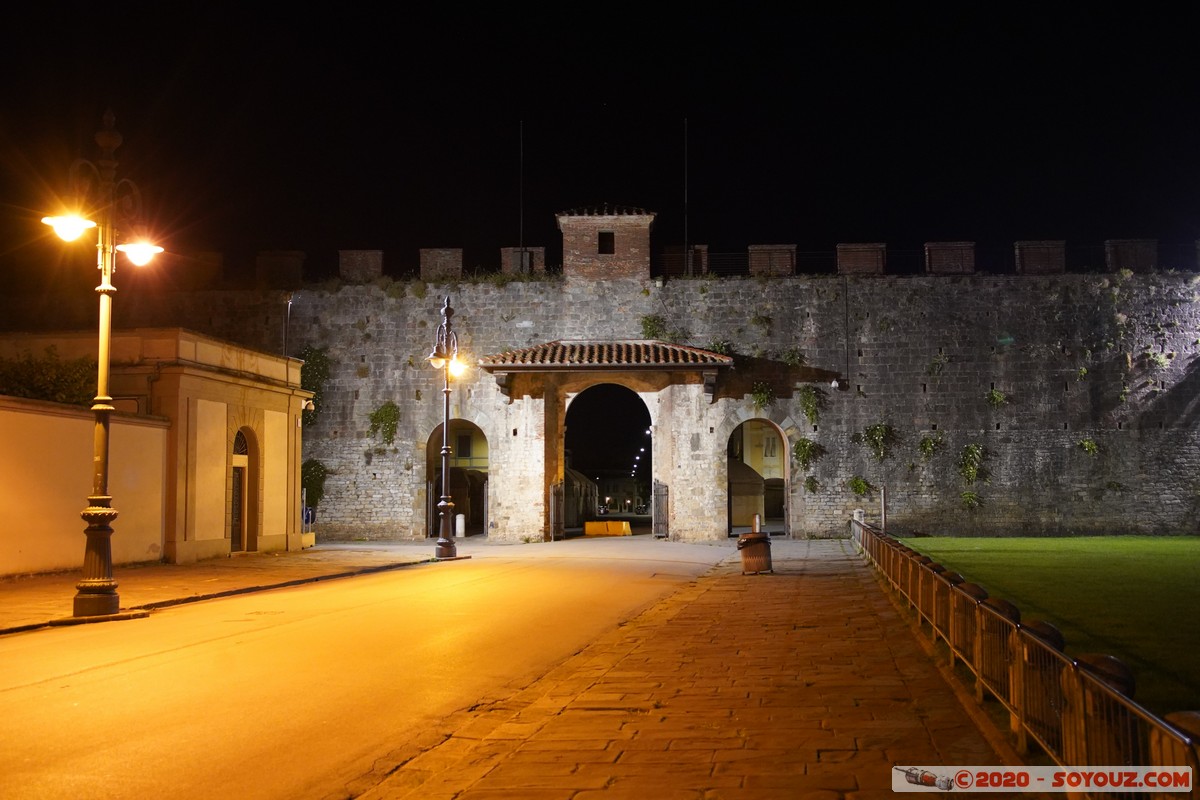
[479,340,733,371]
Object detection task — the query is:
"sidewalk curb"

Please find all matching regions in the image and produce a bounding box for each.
[0,556,440,638]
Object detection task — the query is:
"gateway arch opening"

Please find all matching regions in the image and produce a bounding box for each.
[565,383,652,533]
[727,419,787,535]
[426,420,489,538]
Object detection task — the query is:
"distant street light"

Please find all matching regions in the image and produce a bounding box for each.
[41,110,163,617]
[427,296,466,559]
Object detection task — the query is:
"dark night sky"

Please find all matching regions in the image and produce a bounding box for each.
[2,6,1198,476]
[3,6,1199,281]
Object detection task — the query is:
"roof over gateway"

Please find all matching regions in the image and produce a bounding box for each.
[478,340,734,372]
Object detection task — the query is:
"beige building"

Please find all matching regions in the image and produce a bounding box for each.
[0,328,313,576]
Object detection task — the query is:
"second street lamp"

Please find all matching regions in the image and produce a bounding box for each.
[427,295,467,559]
[42,110,163,618]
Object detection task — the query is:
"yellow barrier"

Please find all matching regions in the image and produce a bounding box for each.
[584,520,632,536]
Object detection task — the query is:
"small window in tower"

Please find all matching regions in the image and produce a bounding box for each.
[456,434,473,458]
[598,231,615,255]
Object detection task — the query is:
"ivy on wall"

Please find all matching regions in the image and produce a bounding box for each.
[299,345,330,426]
[0,346,94,405]
[750,381,775,411]
[796,385,825,425]
[853,422,898,462]
[792,437,827,472]
[847,475,875,497]
[301,459,328,507]
[918,433,944,460]
[368,400,400,445]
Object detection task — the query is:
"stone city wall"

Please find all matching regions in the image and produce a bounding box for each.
[8,270,1200,540]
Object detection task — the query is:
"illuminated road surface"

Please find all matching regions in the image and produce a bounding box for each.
[0,539,731,799]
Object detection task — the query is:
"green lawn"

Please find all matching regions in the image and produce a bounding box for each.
[893,536,1200,719]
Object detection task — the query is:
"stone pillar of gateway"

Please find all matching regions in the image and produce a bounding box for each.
[478,339,736,543]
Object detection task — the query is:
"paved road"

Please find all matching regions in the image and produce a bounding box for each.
[0,538,731,799]
[0,537,1021,798]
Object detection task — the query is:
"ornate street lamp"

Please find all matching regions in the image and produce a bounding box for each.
[42,110,163,617]
[427,296,466,559]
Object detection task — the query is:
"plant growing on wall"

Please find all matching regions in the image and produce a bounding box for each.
[641,314,667,339]
[368,400,401,445]
[750,312,772,335]
[918,433,944,461]
[302,459,328,507]
[1078,437,1099,456]
[707,338,732,355]
[796,384,825,425]
[299,345,330,426]
[1145,351,1170,371]
[804,476,820,493]
[986,388,1008,407]
[0,346,94,405]
[853,422,898,462]
[792,437,827,471]
[750,381,775,411]
[959,443,989,485]
[847,475,874,497]
[961,490,982,509]
[927,352,949,376]
[781,347,805,367]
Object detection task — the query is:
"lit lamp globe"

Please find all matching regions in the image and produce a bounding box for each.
[41,214,163,266]
[116,241,164,266]
[41,213,96,242]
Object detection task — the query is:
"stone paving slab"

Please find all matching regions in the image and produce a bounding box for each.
[351,539,1023,800]
[0,537,1027,798]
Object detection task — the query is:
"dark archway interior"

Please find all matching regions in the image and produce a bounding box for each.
[565,384,652,519]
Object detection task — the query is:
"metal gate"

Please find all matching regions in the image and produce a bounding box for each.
[549,481,564,541]
[426,480,436,537]
[652,479,668,539]
[231,466,245,551]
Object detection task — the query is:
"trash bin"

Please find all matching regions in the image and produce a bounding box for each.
[737,532,773,575]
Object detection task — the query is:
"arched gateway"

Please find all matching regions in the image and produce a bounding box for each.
[411,207,831,545]
[478,339,735,542]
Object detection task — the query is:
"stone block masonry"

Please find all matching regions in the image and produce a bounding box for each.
[8,270,1200,542]
[268,271,1200,541]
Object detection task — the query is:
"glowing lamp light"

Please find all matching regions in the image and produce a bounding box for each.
[42,214,96,242]
[41,111,168,618]
[448,356,467,378]
[116,241,164,266]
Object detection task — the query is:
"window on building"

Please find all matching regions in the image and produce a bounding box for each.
[456,434,473,458]
[598,231,615,255]
[763,437,777,458]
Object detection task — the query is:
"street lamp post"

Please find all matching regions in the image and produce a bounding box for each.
[42,110,163,617]
[427,296,464,559]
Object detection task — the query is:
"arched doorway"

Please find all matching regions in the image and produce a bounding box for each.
[426,420,489,537]
[230,428,260,552]
[564,383,652,534]
[727,419,786,535]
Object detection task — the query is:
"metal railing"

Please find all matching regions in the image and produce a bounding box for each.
[852,519,1199,799]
